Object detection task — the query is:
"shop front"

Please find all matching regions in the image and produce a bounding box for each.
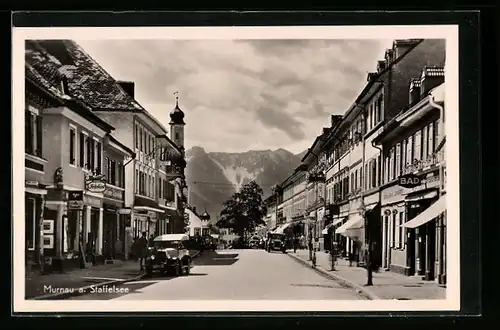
[363,192,382,269]
[25,181,48,271]
[380,170,445,280]
[335,202,350,257]
[102,183,126,261]
[401,171,446,282]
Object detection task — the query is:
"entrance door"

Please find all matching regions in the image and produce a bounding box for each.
[103,211,117,259]
[406,228,416,275]
[425,221,436,280]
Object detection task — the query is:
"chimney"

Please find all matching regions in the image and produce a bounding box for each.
[117,81,135,99]
[366,72,377,82]
[331,114,343,128]
[420,66,445,96]
[323,127,329,135]
[192,206,197,214]
[384,48,394,65]
[409,78,421,104]
[392,39,421,60]
[377,60,386,73]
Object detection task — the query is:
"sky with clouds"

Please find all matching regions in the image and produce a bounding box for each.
[75,38,392,154]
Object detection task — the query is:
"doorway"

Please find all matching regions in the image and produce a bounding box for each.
[103,210,117,259]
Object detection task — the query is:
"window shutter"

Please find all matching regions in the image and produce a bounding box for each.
[96,142,102,174]
[25,110,32,154]
[35,114,42,157]
[103,157,109,182]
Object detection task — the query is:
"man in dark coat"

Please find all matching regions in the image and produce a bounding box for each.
[136,231,148,271]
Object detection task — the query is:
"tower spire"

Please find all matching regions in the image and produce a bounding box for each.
[174,90,179,107]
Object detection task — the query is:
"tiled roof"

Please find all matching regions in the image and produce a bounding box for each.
[25,63,70,103]
[30,40,144,111]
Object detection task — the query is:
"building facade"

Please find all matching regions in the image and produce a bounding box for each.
[375,71,445,283]
[25,40,190,271]
[102,134,135,261]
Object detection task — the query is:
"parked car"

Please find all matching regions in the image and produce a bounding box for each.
[266,233,286,253]
[249,236,262,249]
[145,234,192,276]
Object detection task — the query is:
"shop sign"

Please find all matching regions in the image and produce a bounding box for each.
[398,173,422,188]
[67,190,83,210]
[104,185,124,201]
[85,174,106,193]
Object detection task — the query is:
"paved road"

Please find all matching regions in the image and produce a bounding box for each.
[69,249,366,300]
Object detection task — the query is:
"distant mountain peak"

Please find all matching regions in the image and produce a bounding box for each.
[186,146,304,217]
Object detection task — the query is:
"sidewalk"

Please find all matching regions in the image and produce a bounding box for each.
[26,249,201,300]
[288,249,446,300]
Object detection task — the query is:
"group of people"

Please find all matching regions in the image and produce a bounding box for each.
[131,231,156,271]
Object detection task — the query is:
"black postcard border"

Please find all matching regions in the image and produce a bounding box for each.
[10,10,484,325]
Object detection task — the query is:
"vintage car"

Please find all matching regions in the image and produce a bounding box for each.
[145,234,192,276]
[266,233,286,253]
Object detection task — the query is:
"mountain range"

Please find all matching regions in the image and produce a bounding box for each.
[185,146,307,219]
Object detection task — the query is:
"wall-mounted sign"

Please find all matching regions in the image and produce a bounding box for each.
[398,173,422,188]
[68,190,84,210]
[43,235,54,249]
[85,174,107,193]
[42,219,54,234]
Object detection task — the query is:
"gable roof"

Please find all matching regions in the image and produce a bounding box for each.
[32,40,144,112]
[25,59,114,133]
[156,134,183,154]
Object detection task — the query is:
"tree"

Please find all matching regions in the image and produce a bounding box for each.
[217,181,267,243]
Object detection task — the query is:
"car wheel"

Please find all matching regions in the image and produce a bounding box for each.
[175,262,181,276]
[184,260,191,276]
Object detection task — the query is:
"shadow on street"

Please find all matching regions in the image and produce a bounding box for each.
[196,251,240,266]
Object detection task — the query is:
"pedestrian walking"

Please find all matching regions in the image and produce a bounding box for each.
[293,237,298,253]
[136,231,148,271]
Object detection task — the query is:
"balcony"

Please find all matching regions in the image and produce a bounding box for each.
[103,184,125,201]
[402,152,443,175]
[25,152,47,173]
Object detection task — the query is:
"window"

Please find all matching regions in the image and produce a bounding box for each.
[422,127,428,160]
[117,162,123,187]
[109,159,116,185]
[377,155,382,186]
[139,127,143,151]
[395,143,401,177]
[377,96,383,124]
[144,131,147,154]
[428,123,434,156]
[135,125,139,149]
[391,213,397,248]
[433,120,439,151]
[414,131,421,161]
[388,148,394,180]
[406,135,413,165]
[25,107,43,157]
[95,140,101,174]
[351,173,355,191]
[398,212,404,249]
[26,197,36,250]
[371,159,377,188]
[135,170,139,193]
[105,157,110,182]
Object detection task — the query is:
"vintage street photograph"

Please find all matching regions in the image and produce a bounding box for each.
[13,25,459,312]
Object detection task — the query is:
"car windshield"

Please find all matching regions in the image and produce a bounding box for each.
[153,240,179,249]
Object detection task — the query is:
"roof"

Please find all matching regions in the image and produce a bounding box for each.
[32,40,144,112]
[25,54,115,133]
[107,133,135,157]
[156,134,183,154]
[153,234,189,242]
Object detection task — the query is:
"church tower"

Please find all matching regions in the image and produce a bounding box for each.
[169,91,185,148]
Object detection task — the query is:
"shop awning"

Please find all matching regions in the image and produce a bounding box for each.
[274,222,292,234]
[336,214,364,239]
[405,190,438,202]
[402,196,446,228]
[332,216,347,226]
[133,206,165,213]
